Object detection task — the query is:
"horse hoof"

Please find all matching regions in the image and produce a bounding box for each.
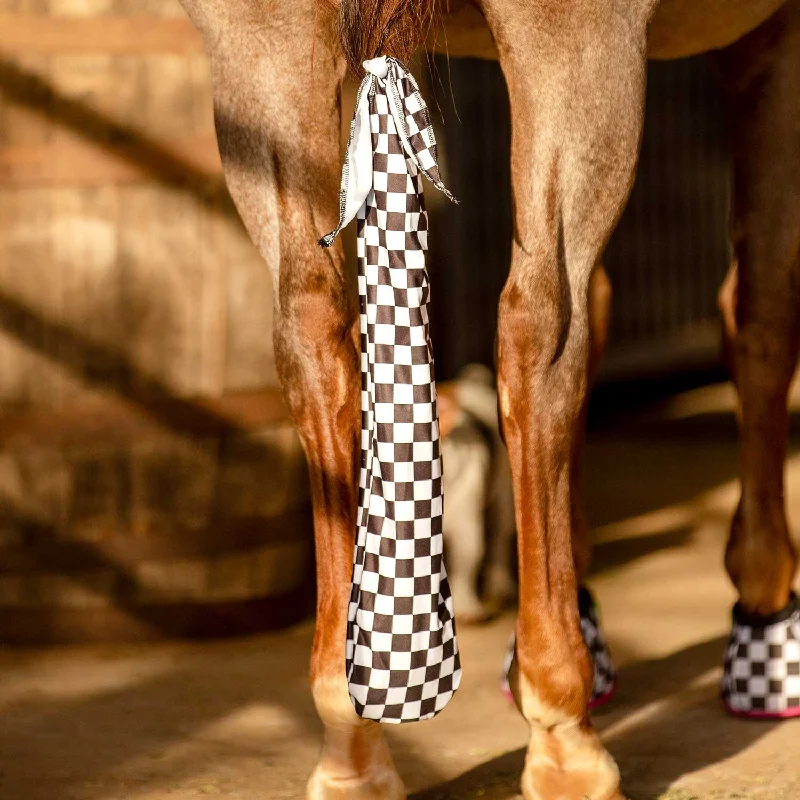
[306,767,406,800]
[522,778,627,800]
[721,592,800,719]
[521,764,625,800]
[521,724,622,800]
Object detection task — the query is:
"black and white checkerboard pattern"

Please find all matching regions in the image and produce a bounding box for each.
[502,587,617,708]
[579,587,617,705]
[721,594,800,718]
[322,58,460,723]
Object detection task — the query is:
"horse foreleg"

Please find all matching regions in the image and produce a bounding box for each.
[481,1,651,797]
[180,1,404,796]
[717,0,800,618]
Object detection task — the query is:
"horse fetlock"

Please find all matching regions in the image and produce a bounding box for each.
[726,502,798,615]
[307,737,406,800]
[522,720,622,800]
[515,669,619,800]
[308,726,405,800]
[308,675,404,800]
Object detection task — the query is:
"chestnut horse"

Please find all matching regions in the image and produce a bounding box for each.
[177,0,800,797]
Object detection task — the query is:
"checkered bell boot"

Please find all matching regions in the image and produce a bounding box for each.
[502,586,617,709]
[721,592,800,719]
[579,586,617,708]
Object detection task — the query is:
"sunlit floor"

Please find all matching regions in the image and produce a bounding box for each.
[2,380,800,800]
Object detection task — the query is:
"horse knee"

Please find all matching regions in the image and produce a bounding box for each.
[725,508,797,616]
[500,254,569,355]
[498,266,589,444]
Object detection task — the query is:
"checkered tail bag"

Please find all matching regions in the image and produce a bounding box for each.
[319,56,461,723]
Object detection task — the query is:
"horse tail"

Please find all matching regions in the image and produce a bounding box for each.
[337,0,437,75]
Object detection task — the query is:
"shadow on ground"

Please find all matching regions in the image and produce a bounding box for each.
[0,622,465,800]
[411,636,778,800]
[4,386,799,799]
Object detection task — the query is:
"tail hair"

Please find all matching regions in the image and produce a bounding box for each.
[338,0,437,75]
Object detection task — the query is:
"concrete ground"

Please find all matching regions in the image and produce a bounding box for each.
[2,380,800,800]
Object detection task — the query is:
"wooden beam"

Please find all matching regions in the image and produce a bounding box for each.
[0,387,293,450]
[0,134,223,186]
[0,15,205,55]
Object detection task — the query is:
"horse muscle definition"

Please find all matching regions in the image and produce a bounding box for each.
[178,0,800,796]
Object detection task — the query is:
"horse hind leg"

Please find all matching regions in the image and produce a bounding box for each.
[178,0,404,796]
[715,0,800,718]
[482,1,651,797]
[717,0,800,619]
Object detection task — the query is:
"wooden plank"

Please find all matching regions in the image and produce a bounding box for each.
[0,446,69,541]
[52,186,122,407]
[0,56,224,189]
[63,445,131,540]
[0,48,55,409]
[0,0,48,15]
[0,135,222,185]
[0,539,310,604]
[0,387,292,450]
[111,52,204,399]
[0,588,313,643]
[220,214,278,390]
[0,54,53,146]
[0,510,313,568]
[197,194,230,395]
[0,188,59,408]
[0,15,204,54]
[48,0,115,16]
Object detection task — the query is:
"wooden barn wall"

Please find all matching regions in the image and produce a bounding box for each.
[0,1,313,642]
[0,0,276,407]
[428,55,731,381]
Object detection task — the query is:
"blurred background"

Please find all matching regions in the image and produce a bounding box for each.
[427,54,730,387]
[3,4,798,800]
[0,1,313,643]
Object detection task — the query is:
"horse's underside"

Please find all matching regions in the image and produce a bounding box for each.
[178,0,800,797]
[435,0,788,60]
